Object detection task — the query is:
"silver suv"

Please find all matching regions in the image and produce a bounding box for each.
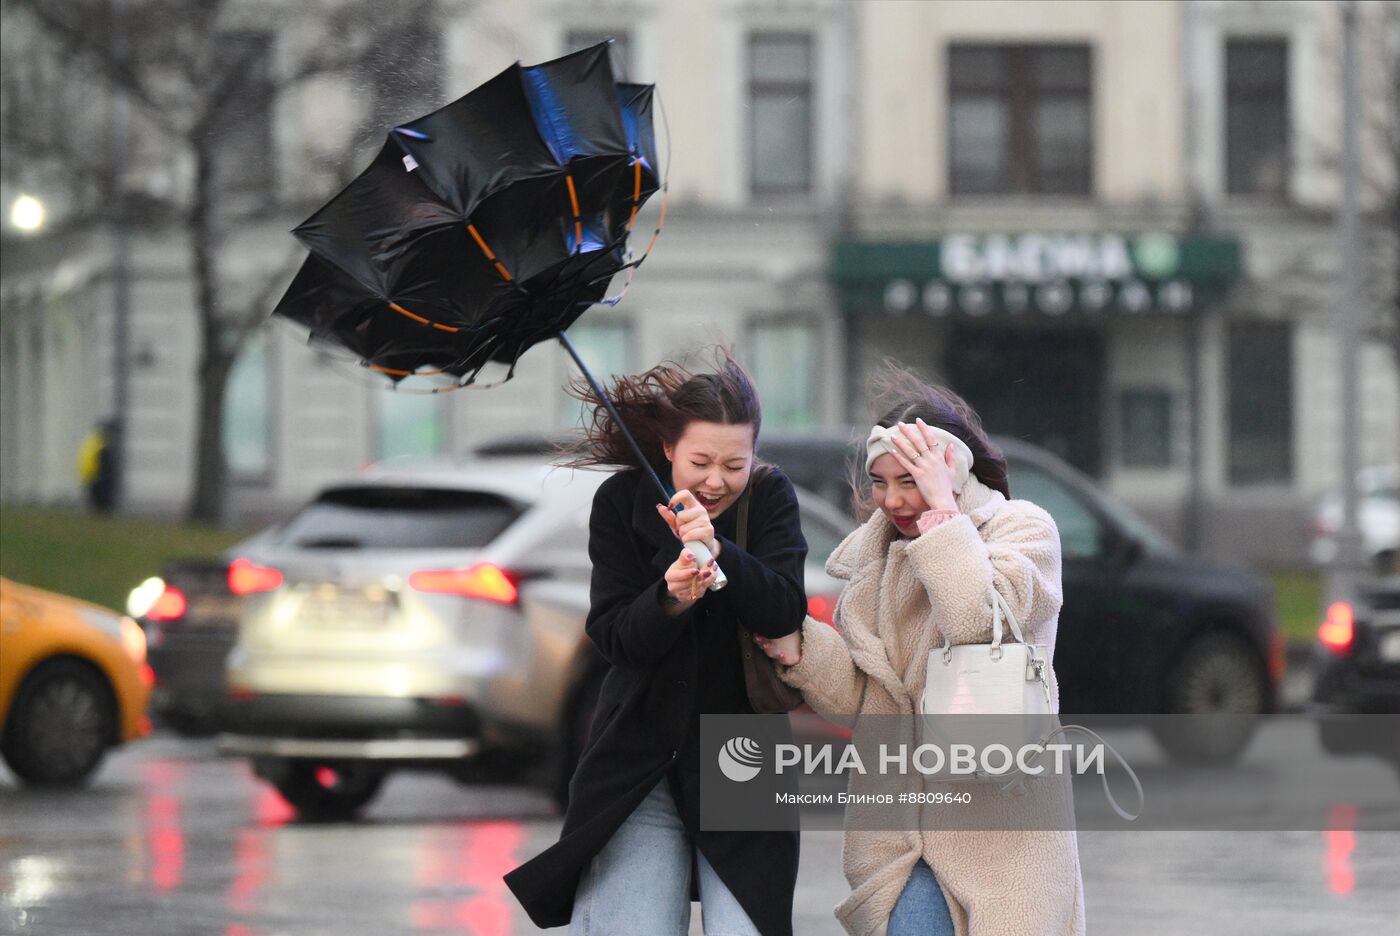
[219,457,850,819]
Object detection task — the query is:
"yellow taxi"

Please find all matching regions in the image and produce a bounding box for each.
[0,577,152,785]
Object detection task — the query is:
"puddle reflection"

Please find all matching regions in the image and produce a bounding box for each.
[140,759,187,893]
[1325,803,1358,896]
[412,821,524,934]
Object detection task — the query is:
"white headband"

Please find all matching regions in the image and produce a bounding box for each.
[865,423,974,493]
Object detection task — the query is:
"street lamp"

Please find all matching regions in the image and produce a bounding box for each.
[10,194,46,232]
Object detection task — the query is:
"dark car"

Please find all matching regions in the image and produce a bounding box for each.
[1312,576,1400,774]
[758,431,1283,764]
[134,558,242,735]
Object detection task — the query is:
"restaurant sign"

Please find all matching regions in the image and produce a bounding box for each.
[831,234,1242,318]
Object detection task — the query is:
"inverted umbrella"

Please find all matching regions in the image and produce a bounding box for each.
[274,42,725,585]
[275,42,660,381]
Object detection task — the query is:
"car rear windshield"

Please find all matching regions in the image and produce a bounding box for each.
[274,487,523,550]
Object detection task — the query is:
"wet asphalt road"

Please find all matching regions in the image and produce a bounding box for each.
[2,731,1398,936]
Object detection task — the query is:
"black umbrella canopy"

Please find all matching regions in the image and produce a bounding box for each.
[273,41,662,382]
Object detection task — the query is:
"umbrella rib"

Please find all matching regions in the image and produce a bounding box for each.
[626,158,642,232]
[389,301,460,334]
[368,363,447,377]
[640,183,670,259]
[466,224,516,282]
[565,174,584,254]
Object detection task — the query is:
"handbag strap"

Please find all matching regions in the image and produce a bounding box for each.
[990,589,1027,648]
[940,588,1028,658]
[1001,724,1145,822]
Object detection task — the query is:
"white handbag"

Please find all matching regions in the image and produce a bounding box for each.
[918,588,1056,783]
[918,589,1143,820]
[922,587,1055,717]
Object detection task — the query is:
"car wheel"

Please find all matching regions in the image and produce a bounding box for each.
[266,760,386,821]
[1,659,115,786]
[1152,632,1267,765]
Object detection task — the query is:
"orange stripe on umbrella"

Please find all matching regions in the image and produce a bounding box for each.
[467,224,515,282]
[565,175,584,252]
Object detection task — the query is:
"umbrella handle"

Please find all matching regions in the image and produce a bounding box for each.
[682,537,728,592]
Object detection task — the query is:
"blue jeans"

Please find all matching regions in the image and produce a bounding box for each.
[888,861,956,936]
[571,779,762,936]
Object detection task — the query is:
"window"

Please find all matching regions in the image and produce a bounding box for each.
[375,391,443,460]
[565,30,632,79]
[1119,389,1173,468]
[224,331,272,482]
[558,318,633,427]
[1227,322,1293,484]
[276,487,522,550]
[1225,39,1289,197]
[948,44,1093,195]
[1009,464,1103,559]
[363,12,444,134]
[748,34,814,195]
[747,320,819,430]
[209,31,274,195]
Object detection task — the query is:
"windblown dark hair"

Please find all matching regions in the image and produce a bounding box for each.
[850,362,1009,517]
[560,347,763,473]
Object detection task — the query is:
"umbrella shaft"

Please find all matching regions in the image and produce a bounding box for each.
[557,331,672,505]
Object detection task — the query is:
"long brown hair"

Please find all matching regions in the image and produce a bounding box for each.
[851,362,1009,516]
[561,347,763,473]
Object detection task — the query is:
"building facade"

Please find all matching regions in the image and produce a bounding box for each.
[1,0,1396,568]
[835,0,1398,563]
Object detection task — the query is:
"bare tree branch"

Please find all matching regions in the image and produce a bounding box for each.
[8,0,188,136]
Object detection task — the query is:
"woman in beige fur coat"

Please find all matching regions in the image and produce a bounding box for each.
[756,373,1086,936]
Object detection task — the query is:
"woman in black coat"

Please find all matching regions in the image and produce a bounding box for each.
[505,351,807,936]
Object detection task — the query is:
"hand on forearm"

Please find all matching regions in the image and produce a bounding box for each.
[753,630,802,666]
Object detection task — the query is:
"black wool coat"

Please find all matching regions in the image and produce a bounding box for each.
[504,466,808,936]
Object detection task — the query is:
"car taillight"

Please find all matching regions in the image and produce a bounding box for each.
[808,594,836,625]
[1319,602,1355,653]
[228,558,283,596]
[146,584,187,622]
[409,563,520,604]
[128,576,185,621]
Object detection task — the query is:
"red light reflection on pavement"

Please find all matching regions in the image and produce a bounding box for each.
[1325,803,1358,896]
[227,784,290,921]
[228,828,268,915]
[141,760,187,892]
[412,821,525,934]
[253,784,294,828]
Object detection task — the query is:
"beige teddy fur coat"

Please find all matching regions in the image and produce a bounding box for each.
[779,476,1086,936]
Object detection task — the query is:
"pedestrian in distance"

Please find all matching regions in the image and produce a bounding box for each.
[755,364,1086,936]
[505,347,808,936]
[76,419,118,514]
